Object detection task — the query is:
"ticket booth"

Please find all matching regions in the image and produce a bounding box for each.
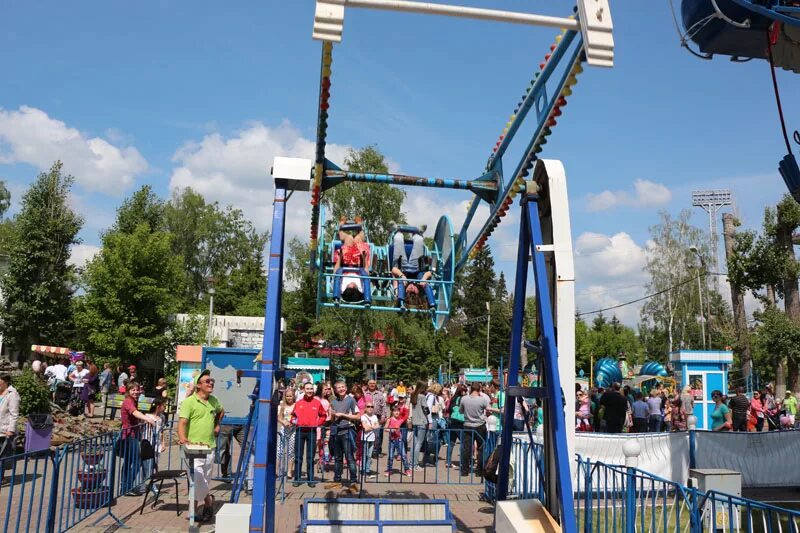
[670,350,733,430]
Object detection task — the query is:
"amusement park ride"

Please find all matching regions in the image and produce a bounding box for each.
[229,1,800,532]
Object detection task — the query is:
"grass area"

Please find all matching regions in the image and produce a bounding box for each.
[575,500,799,533]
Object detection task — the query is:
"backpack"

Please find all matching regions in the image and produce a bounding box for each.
[484,444,503,483]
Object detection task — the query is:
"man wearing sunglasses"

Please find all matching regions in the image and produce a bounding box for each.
[179,369,224,523]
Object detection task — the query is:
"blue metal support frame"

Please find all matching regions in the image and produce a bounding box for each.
[322,170,498,199]
[494,192,576,532]
[495,191,532,502]
[729,0,800,26]
[455,31,582,271]
[250,187,287,533]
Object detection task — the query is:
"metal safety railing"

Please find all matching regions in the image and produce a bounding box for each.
[0,421,166,533]
[574,456,800,533]
[229,424,494,504]
[575,456,700,533]
[699,490,800,533]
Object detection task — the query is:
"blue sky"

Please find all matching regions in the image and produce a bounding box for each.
[1,0,798,325]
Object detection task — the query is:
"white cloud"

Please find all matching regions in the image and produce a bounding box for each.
[574,231,649,326]
[403,189,491,237]
[69,244,101,267]
[585,179,672,212]
[0,106,148,194]
[169,120,352,241]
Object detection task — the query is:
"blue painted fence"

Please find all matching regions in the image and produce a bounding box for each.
[495,436,800,533]
[0,422,165,533]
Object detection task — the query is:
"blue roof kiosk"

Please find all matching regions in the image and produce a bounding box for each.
[670,350,733,430]
[284,356,330,384]
[460,368,492,383]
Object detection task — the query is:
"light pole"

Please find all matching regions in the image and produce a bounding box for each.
[689,247,706,350]
[206,277,216,347]
[448,350,453,384]
[485,301,491,375]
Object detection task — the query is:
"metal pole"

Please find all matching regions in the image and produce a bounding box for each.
[690,247,706,350]
[250,187,287,533]
[696,274,706,350]
[485,301,491,374]
[345,0,581,31]
[496,196,532,502]
[206,289,215,347]
[448,351,452,384]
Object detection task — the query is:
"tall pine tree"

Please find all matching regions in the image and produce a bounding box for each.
[0,162,82,358]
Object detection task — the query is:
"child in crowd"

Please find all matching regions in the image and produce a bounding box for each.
[148,398,168,453]
[360,403,379,478]
[384,406,411,477]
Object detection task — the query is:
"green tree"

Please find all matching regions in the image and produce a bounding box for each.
[0,181,15,257]
[752,307,800,386]
[0,162,83,357]
[576,314,642,373]
[457,246,497,356]
[75,193,184,368]
[640,210,707,354]
[165,187,268,316]
[0,181,11,218]
[488,271,512,369]
[282,238,317,356]
[322,145,406,244]
[14,369,51,415]
[727,195,800,390]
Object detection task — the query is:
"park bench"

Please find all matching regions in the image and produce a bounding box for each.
[103,393,156,420]
[300,498,455,532]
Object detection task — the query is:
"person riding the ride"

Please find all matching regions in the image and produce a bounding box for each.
[333,216,372,306]
[390,225,435,311]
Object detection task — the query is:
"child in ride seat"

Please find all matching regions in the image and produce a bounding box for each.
[391,227,435,311]
[333,216,372,306]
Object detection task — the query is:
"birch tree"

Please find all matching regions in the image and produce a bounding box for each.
[640,210,707,355]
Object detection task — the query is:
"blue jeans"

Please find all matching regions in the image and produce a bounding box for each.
[648,415,662,433]
[362,441,374,474]
[446,420,463,465]
[387,439,409,472]
[332,428,357,483]
[426,424,443,465]
[412,426,428,467]
[333,267,371,303]
[294,428,316,482]
[120,437,141,494]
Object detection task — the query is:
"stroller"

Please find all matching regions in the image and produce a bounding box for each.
[67,388,85,416]
[52,380,73,410]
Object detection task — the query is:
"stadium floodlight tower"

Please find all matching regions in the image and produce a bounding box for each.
[692,189,732,289]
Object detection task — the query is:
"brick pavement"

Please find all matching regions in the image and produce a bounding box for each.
[66,436,495,533]
[72,478,495,532]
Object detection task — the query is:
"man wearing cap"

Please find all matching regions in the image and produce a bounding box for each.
[783,390,798,428]
[178,369,224,522]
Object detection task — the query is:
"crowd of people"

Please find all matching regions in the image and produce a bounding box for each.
[30,357,172,418]
[272,377,534,490]
[577,382,799,433]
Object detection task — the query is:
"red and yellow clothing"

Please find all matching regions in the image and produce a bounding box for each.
[292,395,327,427]
[334,242,370,267]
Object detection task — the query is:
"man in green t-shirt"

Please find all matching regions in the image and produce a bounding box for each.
[783,391,798,428]
[178,369,224,522]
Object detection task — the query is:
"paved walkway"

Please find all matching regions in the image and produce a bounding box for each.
[73,478,495,532]
[69,437,495,533]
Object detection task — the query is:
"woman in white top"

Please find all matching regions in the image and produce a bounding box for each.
[70,360,89,389]
[277,388,297,476]
[0,374,21,483]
